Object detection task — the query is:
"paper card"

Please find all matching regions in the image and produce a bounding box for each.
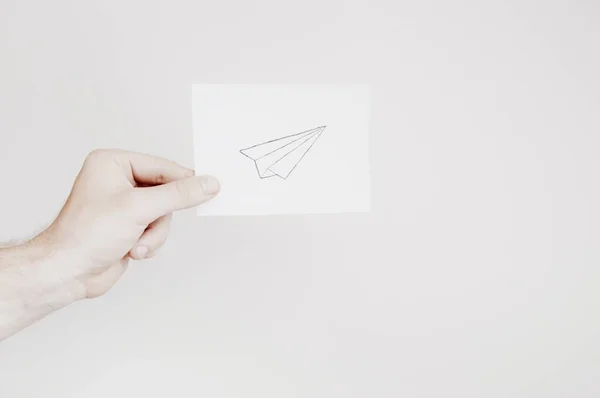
[192,84,371,216]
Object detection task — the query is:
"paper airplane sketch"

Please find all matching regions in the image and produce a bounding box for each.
[239,125,326,180]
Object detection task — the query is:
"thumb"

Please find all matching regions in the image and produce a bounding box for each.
[132,175,220,223]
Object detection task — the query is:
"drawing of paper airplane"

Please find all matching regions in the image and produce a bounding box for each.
[240,125,326,180]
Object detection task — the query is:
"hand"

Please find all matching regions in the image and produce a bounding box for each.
[42,149,220,298]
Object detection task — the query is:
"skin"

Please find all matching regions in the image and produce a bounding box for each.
[0,149,220,341]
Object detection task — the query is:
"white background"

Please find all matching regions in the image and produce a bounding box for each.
[193,84,371,215]
[0,1,599,397]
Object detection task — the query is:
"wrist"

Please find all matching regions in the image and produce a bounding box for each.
[0,236,86,338]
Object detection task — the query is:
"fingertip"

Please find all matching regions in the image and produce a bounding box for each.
[196,175,221,196]
[130,245,148,260]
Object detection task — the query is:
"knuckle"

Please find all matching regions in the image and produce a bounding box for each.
[85,150,102,163]
[88,148,108,158]
[174,179,191,200]
[86,149,113,163]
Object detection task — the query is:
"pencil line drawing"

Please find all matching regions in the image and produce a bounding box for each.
[239,125,327,180]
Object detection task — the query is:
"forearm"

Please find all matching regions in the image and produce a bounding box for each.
[0,236,85,341]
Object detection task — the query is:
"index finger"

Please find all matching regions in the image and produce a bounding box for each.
[114,150,194,186]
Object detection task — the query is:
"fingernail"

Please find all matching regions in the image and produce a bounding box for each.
[136,245,148,259]
[197,175,221,196]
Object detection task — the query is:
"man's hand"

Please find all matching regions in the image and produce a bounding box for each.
[48,149,220,297]
[0,149,219,340]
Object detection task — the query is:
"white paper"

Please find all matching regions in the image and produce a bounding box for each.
[192,84,371,216]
